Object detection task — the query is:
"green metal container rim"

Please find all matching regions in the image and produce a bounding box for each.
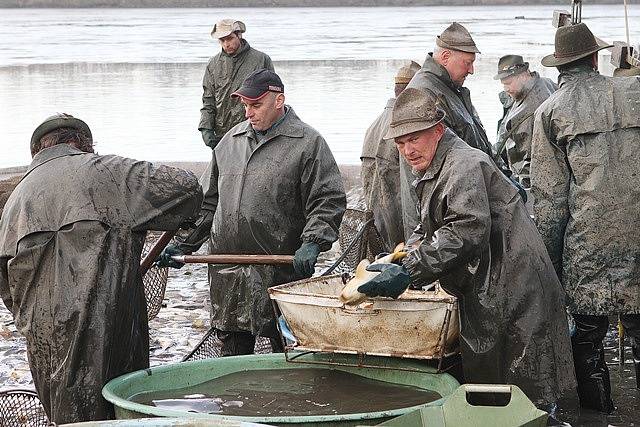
[102,353,458,423]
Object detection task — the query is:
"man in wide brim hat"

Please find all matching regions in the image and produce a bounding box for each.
[541,22,612,67]
[531,21,640,414]
[357,87,577,408]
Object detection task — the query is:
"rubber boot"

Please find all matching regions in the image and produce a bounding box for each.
[571,314,615,413]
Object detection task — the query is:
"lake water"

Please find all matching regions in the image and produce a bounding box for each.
[0,5,638,168]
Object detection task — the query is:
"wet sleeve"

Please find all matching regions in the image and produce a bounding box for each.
[299,136,347,252]
[176,151,219,253]
[199,63,216,131]
[101,157,203,232]
[530,109,569,278]
[403,160,492,287]
[0,256,13,312]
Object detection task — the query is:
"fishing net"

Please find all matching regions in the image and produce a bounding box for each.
[142,232,169,321]
[182,328,273,362]
[0,389,49,427]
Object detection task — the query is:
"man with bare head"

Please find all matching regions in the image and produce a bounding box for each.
[199,19,274,149]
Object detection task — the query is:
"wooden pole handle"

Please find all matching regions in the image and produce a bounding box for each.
[140,231,176,274]
[172,254,294,265]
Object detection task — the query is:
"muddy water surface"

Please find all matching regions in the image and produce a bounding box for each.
[131,368,441,416]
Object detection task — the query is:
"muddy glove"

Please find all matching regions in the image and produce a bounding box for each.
[155,244,185,269]
[357,263,411,299]
[201,129,221,149]
[293,242,321,278]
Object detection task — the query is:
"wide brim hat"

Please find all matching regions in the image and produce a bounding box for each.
[436,22,481,54]
[494,55,530,80]
[384,88,446,140]
[395,60,421,84]
[542,22,612,67]
[30,113,92,153]
[211,19,246,39]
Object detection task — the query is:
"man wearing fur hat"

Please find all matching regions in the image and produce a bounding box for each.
[199,19,274,149]
[361,61,421,251]
[356,87,576,408]
[495,55,557,188]
[532,22,640,413]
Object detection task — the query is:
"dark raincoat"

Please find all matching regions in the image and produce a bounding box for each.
[0,144,202,423]
[496,72,557,187]
[360,98,405,251]
[404,129,576,405]
[199,39,274,136]
[404,53,509,235]
[531,66,640,315]
[182,107,346,337]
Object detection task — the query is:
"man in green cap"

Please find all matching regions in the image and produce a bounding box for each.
[532,22,640,413]
[361,61,420,251]
[404,22,521,234]
[356,87,576,408]
[494,55,557,188]
[160,69,346,356]
[199,18,274,149]
[0,114,203,423]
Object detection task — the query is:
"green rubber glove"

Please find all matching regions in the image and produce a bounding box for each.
[155,244,185,269]
[358,263,411,299]
[293,242,321,278]
[201,129,220,149]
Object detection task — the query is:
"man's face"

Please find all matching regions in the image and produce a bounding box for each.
[442,50,476,86]
[394,124,445,174]
[219,33,242,55]
[501,73,526,99]
[240,92,285,131]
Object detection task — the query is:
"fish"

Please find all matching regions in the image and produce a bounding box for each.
[339,243,407,305]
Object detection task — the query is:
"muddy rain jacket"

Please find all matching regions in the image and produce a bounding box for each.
[497,72,557,187]
[404,54,510,235]
[199,40,274,138]
[404,130,576,405]
[531,67,640,315]
[182,107,346,337]
[0,144,202,423]
[360,98,405,251]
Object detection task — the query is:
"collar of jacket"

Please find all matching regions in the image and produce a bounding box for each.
[422,53,460,91]
[222,39,251,59]
[232,106,304,141]
[385,97,396,109]
[415,128,458,183]
[23,144,87,181]
[558,64,598,87]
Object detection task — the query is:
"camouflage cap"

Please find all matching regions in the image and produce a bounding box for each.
[542,23,612,67]
[436,22,480,54]
[30,113,92,154]
[395,61,421,84]
[384,88,445,140]
[211,19,246,39]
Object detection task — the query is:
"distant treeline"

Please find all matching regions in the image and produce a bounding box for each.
[2,0,638,7]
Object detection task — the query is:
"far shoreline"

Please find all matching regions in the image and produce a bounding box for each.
[1,0,638,8]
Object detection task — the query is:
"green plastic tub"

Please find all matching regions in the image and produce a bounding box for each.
[376,384,548,427]
[102,353,459,426]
